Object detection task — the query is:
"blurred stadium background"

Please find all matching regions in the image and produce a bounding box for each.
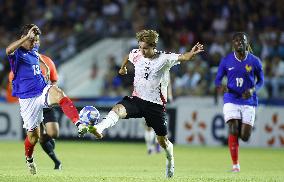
[0,0,284,181]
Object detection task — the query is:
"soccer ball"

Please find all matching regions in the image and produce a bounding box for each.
[79,106,100,126]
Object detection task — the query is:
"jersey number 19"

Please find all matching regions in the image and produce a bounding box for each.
[236,77,243,87]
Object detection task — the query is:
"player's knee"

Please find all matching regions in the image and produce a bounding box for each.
[229,128,238,136]
[240,133,250,142]
[228,124,239,136]
[157,136,167,149]
[47,131,59,139]
[29,136,39,145]
[49,86,66,103]
[112,104,126,118]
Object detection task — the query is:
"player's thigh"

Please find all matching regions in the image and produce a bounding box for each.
[47,85,66,105]
[19,97,44,132]
[144,103,167,137]
[223,103,241,123]
[116,96,142,119]
[240,105,255,126]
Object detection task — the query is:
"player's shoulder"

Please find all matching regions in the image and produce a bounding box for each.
[156,50,174,56]
[248,53,261,62]
[39,54,51,61]
[223,52,234,60]
[40,54,54,64]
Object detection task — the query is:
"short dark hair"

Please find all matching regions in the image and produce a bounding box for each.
[20,24,41,36]
[232,32,249,41]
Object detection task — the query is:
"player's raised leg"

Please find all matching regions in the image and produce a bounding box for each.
[157,136,174,178]
[240,123,253,142]
[239,105,255,142]
[89,104,126,139]
[47,86,88,136]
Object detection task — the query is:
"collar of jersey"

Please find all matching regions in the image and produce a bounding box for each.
[234,51,248,62]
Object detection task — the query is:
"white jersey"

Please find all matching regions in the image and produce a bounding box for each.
[128,49,180,105]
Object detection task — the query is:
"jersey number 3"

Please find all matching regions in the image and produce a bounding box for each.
[32,65,41,75]
[236,77,243,87]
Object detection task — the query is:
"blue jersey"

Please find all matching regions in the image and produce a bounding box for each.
[215,52,264,106]
[7,45,47,99]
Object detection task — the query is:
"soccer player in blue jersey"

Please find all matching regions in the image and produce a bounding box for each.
[215,32,264,172]
[6,24,88,175]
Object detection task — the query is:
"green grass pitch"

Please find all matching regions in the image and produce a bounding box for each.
[0,141,283,182]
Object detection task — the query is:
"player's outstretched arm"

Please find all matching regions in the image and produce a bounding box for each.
[118,55,129,75]
[178,42,204,62]
[6,25,39,55]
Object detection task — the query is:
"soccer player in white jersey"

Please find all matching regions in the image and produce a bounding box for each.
[89,29,204,178]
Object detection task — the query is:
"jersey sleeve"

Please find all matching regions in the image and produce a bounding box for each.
[7,50,18,74]
[166,52,181,68]
[215,58,226,87]
[254,57,264,91]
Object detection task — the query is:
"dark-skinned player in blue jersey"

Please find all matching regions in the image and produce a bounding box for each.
[215,32,264,172]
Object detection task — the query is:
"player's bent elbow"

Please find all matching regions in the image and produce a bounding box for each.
[6,48,13,55]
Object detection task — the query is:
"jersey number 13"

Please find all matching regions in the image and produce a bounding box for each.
[32,65,41,75]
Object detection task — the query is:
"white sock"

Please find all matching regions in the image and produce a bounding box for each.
[96,111,119,133]
[164,142,174,160]
[145,129,155,151]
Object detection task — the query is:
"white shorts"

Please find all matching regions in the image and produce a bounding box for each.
[223,103,256,126]
[19,85,52,131]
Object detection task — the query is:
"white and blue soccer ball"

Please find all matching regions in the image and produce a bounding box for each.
[79,106,100,126]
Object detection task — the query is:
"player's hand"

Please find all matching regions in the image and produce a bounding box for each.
[217,85,228,94]
[77,123,89,137]
[119,66,127,75]
[27,25,41,40]
[190,42,204,56]
[242,87,254,99]
[44,73,50,83]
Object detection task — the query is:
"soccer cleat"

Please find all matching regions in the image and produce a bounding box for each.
[54,163,62,170]
[231,164,240,172]
[88,125,103,139]
[77,123,89,137]
[26,159,37,175]
[166,157,175,178]
[147,148,153,155]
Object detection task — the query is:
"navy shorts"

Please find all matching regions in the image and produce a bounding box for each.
[42,108,57,124]
[117,96,167,136]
